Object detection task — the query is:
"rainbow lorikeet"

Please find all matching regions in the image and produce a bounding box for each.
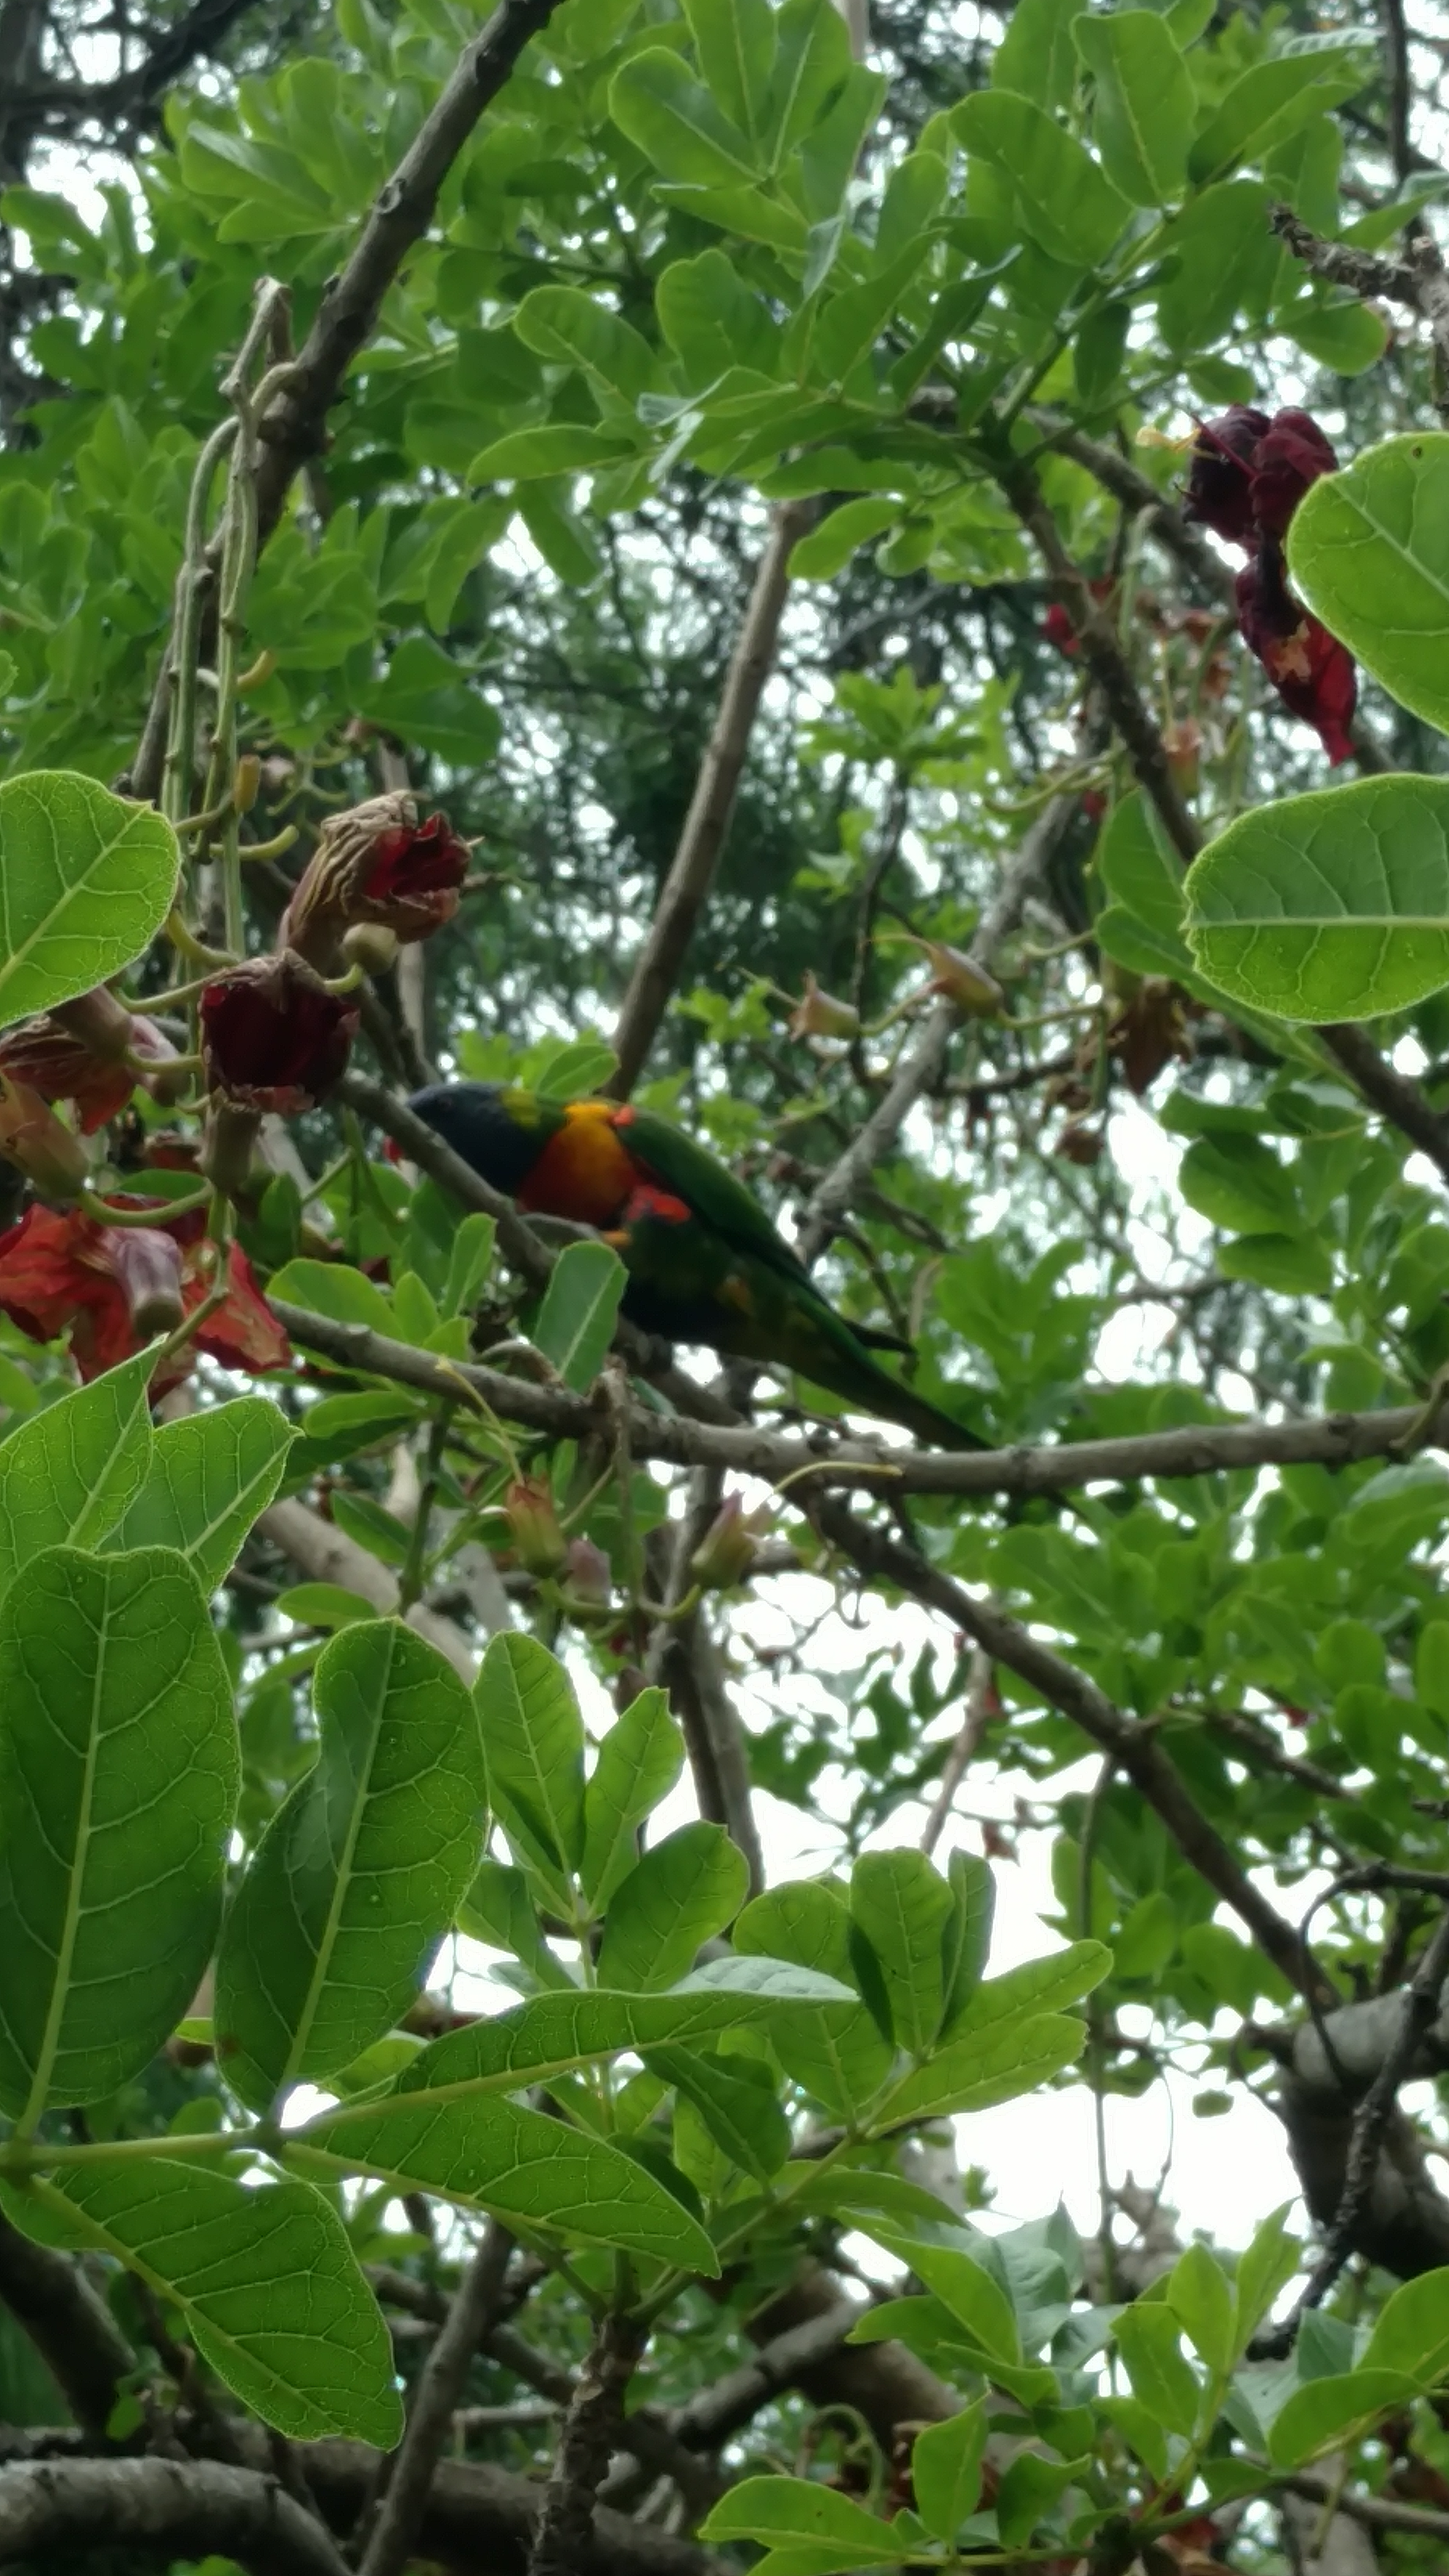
[408,1083,985,1450]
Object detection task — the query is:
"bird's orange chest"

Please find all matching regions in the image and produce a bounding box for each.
[517,1109,638,1228]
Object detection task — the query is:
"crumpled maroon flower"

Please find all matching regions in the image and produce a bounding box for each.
[282,794,469,968]
[0,1203,290,1391]
[200,953,359,1114]
[0,988,182,1132]
[1183,405,1338,551]
[1235,545,1357,765]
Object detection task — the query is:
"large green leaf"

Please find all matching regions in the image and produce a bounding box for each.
[611,49,760,186]
[475,1632,586,1907]
[216,1620,484,2106]
[1156,180,1278,355]
[0,1349,155,1601]
[849,1849,955,2054]
[293,2089,718,2270]
[390,1975,855,2098]
[5,2162,400,2445]
[1074,11,1194,206]
[1187,38,1371,186]
[1267,2367,1427,2467]
[993,0,1079,110]
[1288,432,1449,733]
[1183,775,1449,1020]
[0,774,180,1032]
[910,2400,989,2540]
[1360,2266,1449,2384]
[596,1821,749,1990]
[579,1687,685,1911]
[875,2010,1088,2121]
[953,90,1129,268]
[0,1548,237,2117]
[105,1398,293,1590]
[532,1239,627,1391]
[702,2476,903,2562]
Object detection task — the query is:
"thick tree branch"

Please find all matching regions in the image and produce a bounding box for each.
[0,2209,134,2438]
[258,1492,477,1677]
[813,1498,1329,2004]
[267,1294,1449,1495]
[1319,1023,1449,1187]
[527,2311,644,2576]
[0,2456,351,2576]
[359,2221,514,2576]
[607,501,815,1099]
[1272,201,1449,421]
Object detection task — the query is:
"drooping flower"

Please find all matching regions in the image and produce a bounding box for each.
[282,795,470,968]
[1235,546,1357,765]
[1181,405,1273,546]
[788,973,860,1042]
[0,1077,91,1199]
[0,1203,290,1391]
[915,942,1006,1018]
[502,1474,568,1579]
[200,953,360,1114]
[1248,408,1340,539]
[0,987,184,1131]
[690,1493,771,1593]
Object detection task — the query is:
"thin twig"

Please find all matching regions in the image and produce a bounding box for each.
[919,1635,997,1855]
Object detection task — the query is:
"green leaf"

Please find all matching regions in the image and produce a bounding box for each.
[1114,2302,1202,2438]
[532,1239,626,1391]
[267,1258,396,1334]
[1217,1232,1333,1294]
[647,2042,790,2178]
[1166,2242,1236,2374]
[0,1349,155,1600]
[789,498,899,579]
[1178,1136,1301,1237]
[596,1821,749,1991]
[1183,776,1449,1021]
[0,773,180,1033]
[471,424,636,481]
[993,0,1080,110]
[949,1941,1113,2035]
[1094,791,1191,972]
[1288,432,1449,733]
[386,1976,854,2098]
[1267,2367,1426,2466]
[878,2011,1087,2121]
[876,2238,1020,2362]
[849,1848,954,2054]
[6,2163,400,2445]
[360,636,500,767]
[458,1859,572,1986]
[953,91,1129,268]
[995,2453,1088,2547]
[736,1878,853,1981]
[106,1399,293,1591]
[1073,11,1194,205]
[1156,180,1278,355]
[1361,2266,1449,2384]
[295,2089,718,2270]
[579,1687,685,1911]
[702,2477,902,2562]
[909,2400,988,2538]
[611,49,760,186]
[1187,38,1372,186]
[215,1621,483,2107]
[475,1632,586,1906]
[0,1549,237,2118]
[939,1850,995,2035]
[513,286,658,400]
[682,0,776,143]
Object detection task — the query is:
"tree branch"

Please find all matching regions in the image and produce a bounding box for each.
[258,1492,477,1678]
[267,1294,1449,1495]
[607,500,815,1099]
[813,1497,1329,2004]
[359,2221,514,2576]
[1271,201,1449,423]
[0,2456,351,2576]
[0,2208,134,2438]
[527,2311,645,2576]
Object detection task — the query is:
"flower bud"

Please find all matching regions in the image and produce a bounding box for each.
[341,921,400,977]
[504,1474,568,1579]
[690,1494,770,1594]
[232,753,261,814]
[200,1102,262,1200]
[1163,716,1202,799]
[788,973,860,1042]
[100,1224,185,1339]
[562,1536,611,1613]
[0,1077,90,1199]
[919,944,1005,1017]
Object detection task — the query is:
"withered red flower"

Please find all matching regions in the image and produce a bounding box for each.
[1181,405,1272,547]
[0,1204,290,1391]
[1235,546,1357,765]
[1183,405,1337,551]
[282,795,469,968]
[200,953,359,1114]
[0,988,183,1132]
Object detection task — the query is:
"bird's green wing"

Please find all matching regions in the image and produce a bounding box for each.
[616,1108,815,1290]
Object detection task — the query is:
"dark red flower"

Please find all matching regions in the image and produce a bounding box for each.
[1182,406,1272,547]
[1235,545,1357,765]
[1044,602,1078,656]
[282,795,469,967]
[0,1204,290,1391]
[1249,407,1339,540]
[200,953,359,1114]
[1183,404,1338,551]
[0,988,183,1133]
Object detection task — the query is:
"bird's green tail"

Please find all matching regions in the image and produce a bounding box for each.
[791,1313,990,1452]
